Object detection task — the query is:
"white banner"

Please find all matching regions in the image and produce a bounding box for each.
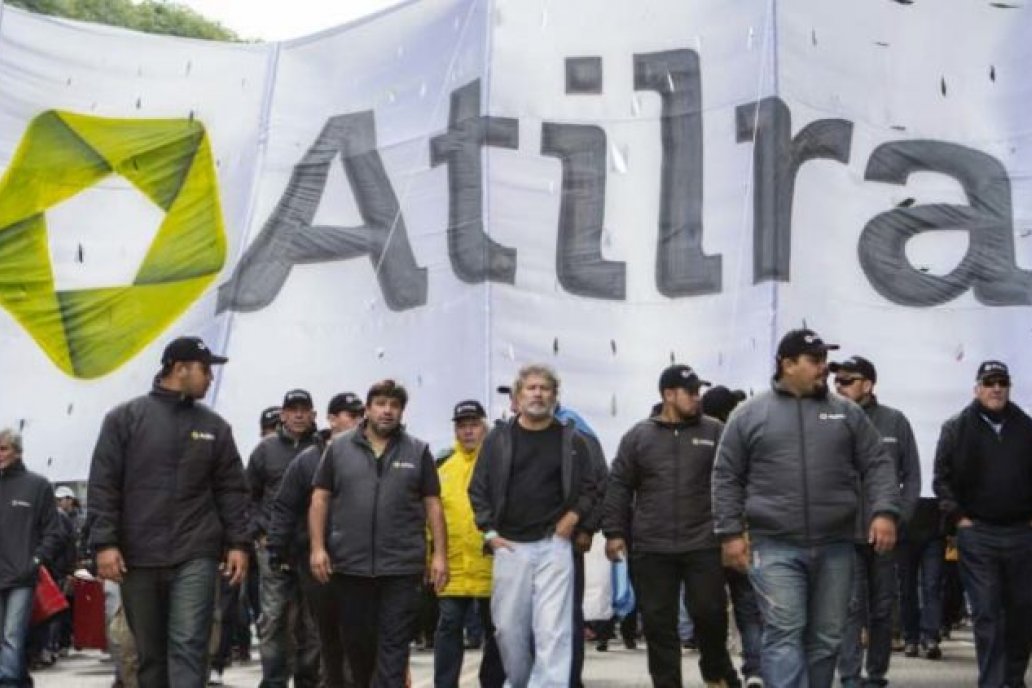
[0,0,1030,490]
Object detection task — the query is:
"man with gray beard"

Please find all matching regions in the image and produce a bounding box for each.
[469,364,602,686]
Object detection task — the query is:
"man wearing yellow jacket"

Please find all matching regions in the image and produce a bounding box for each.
[433,400,505,688]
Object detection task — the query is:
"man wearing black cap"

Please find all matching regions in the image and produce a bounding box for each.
[87,336,250,687]
[603,364,741,688]
[260,406,281,437]
[267,392,364,688]
[247,389,321,688]
[933,360,1032,688]
[829,355,921,686]
[713,329,900,688]
[433,400,505,688]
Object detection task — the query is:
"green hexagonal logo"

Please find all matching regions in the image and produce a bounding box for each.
[0,110,226,379]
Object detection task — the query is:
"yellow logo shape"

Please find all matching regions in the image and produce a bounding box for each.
[0,111,226,378]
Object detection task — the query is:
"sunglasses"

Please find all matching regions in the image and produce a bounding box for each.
[980,378,1011,389]
[834,377,862,387]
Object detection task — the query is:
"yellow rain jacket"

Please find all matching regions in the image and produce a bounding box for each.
[435,441,493,598]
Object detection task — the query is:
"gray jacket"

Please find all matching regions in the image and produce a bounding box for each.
[312,424,440,577]
[863,398,921,526]
[712,382,900,545]
[603,415,723,553]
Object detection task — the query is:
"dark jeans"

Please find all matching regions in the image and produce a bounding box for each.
[336,573,421,688]
[572,550,585,687]
[839,545,897,687]
[433,597,504,688]
[212,576,240,672]
[257,549,320,688]
[958,522,1032,688]
[297,564,353,688]
[897,535,944,646]
[633,549,738,687]
[120,558,219,688]
[726,566,763,680]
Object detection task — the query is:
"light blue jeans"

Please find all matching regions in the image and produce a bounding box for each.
[748,539,855,688]
[0,586,33,686]
[491,535,573,687]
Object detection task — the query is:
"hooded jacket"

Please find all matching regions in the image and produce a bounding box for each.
[603,414,723,553]
[435,441,493,597]
[246,425,319,539]
[87,384,251,567]
[712,381,900,545]
[468,417,601,538]
[0,460,63,590]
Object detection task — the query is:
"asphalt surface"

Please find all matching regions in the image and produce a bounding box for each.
[30,628,1008,686]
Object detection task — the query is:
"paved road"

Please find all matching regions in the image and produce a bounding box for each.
[30,629,1010,687]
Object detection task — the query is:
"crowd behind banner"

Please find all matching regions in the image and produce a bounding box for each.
[1,328,1030,688]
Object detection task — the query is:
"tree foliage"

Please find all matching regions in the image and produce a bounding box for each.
[7,0,241,41]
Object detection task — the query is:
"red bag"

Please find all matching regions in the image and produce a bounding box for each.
[72,578,108,651]
[31,566,69,626]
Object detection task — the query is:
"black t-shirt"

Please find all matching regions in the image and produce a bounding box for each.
[498,421,566,542]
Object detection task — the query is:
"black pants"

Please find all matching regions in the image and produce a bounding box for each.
[958,523,1032,688]
[298,565,354,688]
[633,549,738,687]
[433,597,504,688]
[336,573,421,688]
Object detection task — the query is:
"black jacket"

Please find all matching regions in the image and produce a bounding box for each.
[0,461,63,590]
[933,400,1032,526]
[313,425,440,576]
[246,426,319,539]
[87,384,251,567]
[468,418,602,537]
[266,439,325,562]
[603,415,723,553]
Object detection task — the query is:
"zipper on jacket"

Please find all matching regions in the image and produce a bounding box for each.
[673,428,681,546]
[797,399,812,543]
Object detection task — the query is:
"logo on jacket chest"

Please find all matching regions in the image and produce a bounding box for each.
[818,412,846,421]
[10,499,32,508]
[691,438,715,447]
[191,430,216,441]
[392,461,417,470]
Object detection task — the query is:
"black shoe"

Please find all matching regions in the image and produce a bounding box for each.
[622,637,637,650]
[464,639,482,650]
[682,637,698,650]
[596,639,609,652]
[904,643,919,658]
[924,642,942,660]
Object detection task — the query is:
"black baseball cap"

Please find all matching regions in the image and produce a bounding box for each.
[658,364,711,392]
[282,389,313,408]
[829,355,877,384]
[776,328,839,359]
[452,400,487,421]
[701,386,747,421]
[328,392,364,415]
[976,360,1010,383]
[259,406,280,429]
[161,336,228,366]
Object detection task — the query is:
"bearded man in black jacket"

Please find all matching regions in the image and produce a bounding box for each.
[933,360,1032,688]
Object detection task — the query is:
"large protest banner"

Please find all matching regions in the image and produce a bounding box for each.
[0,0,1029,485]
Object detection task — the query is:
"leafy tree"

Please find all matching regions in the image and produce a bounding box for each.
[7,0,242,41]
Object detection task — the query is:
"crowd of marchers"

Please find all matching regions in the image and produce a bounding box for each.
[1,328,1030,688]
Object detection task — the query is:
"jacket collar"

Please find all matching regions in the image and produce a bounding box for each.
[150,380,195,407]
[0,459,26,477]
[771,377,829,400]
[648,413,701,429]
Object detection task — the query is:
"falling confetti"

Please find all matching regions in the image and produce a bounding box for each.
[553,337,559,355]
[610,339,617,355]
[669,351,676,364]
[376,347,385,359]
[76,244,84,263]
[954,344,964,361]
[811,29,818,46]
[896,197,916,208]
[940,77,947,96]
[990,65,996,82]
[67,403,74,415]
[610,393,618,417]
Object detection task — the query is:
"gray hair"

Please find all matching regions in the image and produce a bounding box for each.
[514,364,560,395]
[0,428,23,456]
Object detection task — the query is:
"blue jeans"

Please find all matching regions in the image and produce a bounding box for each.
[120,558,219,688]
[748,539,854,688]
[433,596,504,688]
[727,567,764,680]
[257,549,320,688]
[958,522,1032,688]
[0,586,33,687]
[838,545,896,687]
[898,534,944,646]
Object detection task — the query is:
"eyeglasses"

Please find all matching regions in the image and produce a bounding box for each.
[980,378,1011,389]
[834,377,862,387]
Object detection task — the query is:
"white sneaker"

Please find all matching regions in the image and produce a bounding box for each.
[208,669,223,686]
